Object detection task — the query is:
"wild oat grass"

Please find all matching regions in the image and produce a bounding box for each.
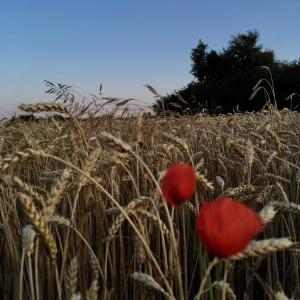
[0,100,299,299]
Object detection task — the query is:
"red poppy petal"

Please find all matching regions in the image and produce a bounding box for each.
[161,163,196,207]
[196,198,264,257]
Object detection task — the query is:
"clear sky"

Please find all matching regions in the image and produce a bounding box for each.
[1,0,300,116]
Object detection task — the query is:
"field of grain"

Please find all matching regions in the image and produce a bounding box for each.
[0,102,299,300]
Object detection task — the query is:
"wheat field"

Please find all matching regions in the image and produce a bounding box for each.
[0,102,299,299]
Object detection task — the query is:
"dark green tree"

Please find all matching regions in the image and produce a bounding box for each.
[153,30,299,115]
[224,30,275,73]
[190,30,275,81]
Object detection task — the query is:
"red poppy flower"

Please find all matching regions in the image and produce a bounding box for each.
[196,198,264,258]
[161,163,196,207]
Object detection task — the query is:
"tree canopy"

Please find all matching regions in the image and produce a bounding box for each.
[153,30,300,114]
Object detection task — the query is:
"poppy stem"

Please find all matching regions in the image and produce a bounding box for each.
[222,260,230,300]
[194,257,219,300]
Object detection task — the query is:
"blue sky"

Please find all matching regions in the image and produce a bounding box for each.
[1,0,300,116]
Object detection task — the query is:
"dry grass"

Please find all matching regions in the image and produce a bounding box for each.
[0,101,299,299]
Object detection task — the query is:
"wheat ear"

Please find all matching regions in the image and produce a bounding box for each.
[86,280,99,300]
[65,257,78,296]
[76,149,101,189]
[274,291,289,300]
[131,272,173,299]
[42,169,71,218]
[19,102,69,114]
[22,225,36,258]
[14,176,45,207]
[99,131,131,153]
[18,193,57,264]
[162,132,190,157]
[136,209,169,235]
[224,185,255,197]
[269,201,300,214]
[70,293,81,300]
[0,148,47,172]
[107,198,146,241]
[259,205,277,224]
[196,173,215,192]
[229,238,293,260]
[211,281,237,300]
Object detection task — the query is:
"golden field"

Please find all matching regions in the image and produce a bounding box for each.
[0,102,299,300]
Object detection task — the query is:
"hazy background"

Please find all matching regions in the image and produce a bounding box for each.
[1,0,300,117]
